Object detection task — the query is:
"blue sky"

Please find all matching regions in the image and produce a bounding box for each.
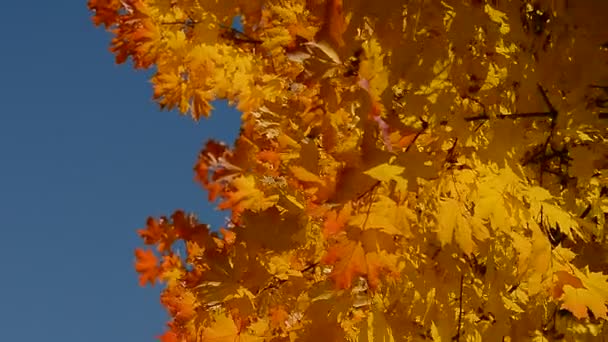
[0,2,240,341]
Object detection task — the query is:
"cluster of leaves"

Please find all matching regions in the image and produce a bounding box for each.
[90,0,608,340]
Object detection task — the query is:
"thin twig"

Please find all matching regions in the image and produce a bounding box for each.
[464,84,557,124]
[589,84,608,91]
[160,20,198,25]
[361,185,377,230]
[537,84,559,186]
[355,181,380,202]
[464,111,555,122]
[456,272,464,341]
[405,117,428,152]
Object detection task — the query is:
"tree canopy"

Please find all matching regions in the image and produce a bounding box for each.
[89,0,608,340]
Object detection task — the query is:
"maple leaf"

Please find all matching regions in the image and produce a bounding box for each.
[92,0,608,340]
[323,204,351,238]
[157,330,178,342]
[364,163,408,194]
[559,267,608,320]
[349,195,414,237]
[323,231,398,289]
[323,239,367,289]
[219,227,236,246]
[552,270,584,299]
[134,248,160,287]
[436,198,487,255]
[160,254,185,288]
[161,287,198,324]
[561,286,607,320]
[218,175,278,213]
[88,0,121,27]
[201,313,264,342]
[137,217,164,246]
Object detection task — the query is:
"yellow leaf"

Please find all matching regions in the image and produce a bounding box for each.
[561,267,608,319]
[364,164,405,181]
[219,175,278,212]
[430,321,441,342]
[484,4,510,34]
[359,37,389,97]
[437,198,458,247]
[437,198,474,255]
[364,163,408,193]
[561,285,606,320]
[349,195,413,236]
[267,255,302,280]
[541,203,582,240]
[480,63,507,91]
[527,226,552,295]
[290,165,323,184]
[202,313,264,341]
[365,307,395,342]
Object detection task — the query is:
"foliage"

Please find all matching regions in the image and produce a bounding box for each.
[89,0,608,340]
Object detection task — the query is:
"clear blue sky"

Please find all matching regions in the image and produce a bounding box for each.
[0,2,240,341]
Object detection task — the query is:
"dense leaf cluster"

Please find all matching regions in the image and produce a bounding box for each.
[90,0,608,340]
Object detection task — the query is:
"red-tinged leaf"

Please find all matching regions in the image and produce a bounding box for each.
[257,150,281,169]
[397,133,417,149]
[323,204,351,238]
[138,217,163,245]
[560,286,602,320]
[161,289,197,324]
[552,270,584,299]
[88,0,121,27]
[134,248,160,287]
[364,251,397,289]
[220,227,236,245]
[207,182,223,202]
[171,210,209,244]
[157,330,178,342]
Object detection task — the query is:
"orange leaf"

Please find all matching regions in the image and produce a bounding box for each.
[555,269,608,320]
[323,239,367,289]
[207,182,223,202]
[552,270,584,299]
[257,150,281,169]
[134,248,160,287]
[88,0,121,27]
[157,331,178,342]
[269,306,289,329]
[362,250,399,289]
[161,289,198,324]
[560,286,605,320]
[323,204,351,238]
[220,227,236,245]
[218,175,278,213]
[138,217,163,245]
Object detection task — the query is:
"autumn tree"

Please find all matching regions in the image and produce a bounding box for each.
[89,0,608,340]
